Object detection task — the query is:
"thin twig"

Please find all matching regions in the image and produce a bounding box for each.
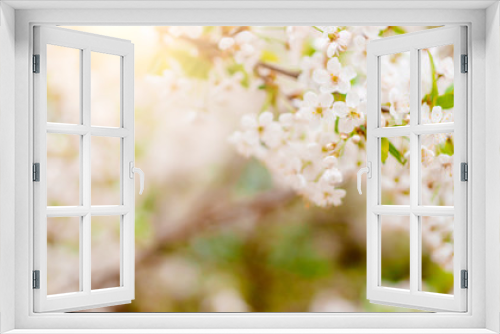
[256,62,300,79]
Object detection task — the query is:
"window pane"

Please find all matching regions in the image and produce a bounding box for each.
[47,45,81,124]
[47,133,80,206]
[421,216,454,294]
[47,217,80,295]
[420,45,454,124]
[380,215,410,290]
[380,51,410,127]
[91,136,121,205]
[91,52,121,127]
[91,216,121,290]
[421,133,454,206]
[381,136,410,205]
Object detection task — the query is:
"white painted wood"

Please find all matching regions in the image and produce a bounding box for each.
[46,206,131,217]
[1,329,498,334]
[10,6,489,332]
[33,26,135,313]
[46,123,130,137]
[3,0,497,10]
[484,3,500,332]
[366,26,467,312]
[0,2,17,333]
[371,124,455,137]
[371,205,454,216]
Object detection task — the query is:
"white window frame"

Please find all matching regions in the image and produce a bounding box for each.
[33,25,136,313]
[365,26,467,312]
[1,1,499,333]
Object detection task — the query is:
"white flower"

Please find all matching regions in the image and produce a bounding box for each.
[388,87,410,125]
[313,57,356,94]
[228,131,256,157]
[310,183,347,207]
[279,113,294,128]
[351,35,368,70]
[218,37,235,50]
[421,146,435,167]
[228,26,453,212]
[359,26,387,39]
[249,112,284,149]
[322,156,338,169]
[229,112,284,156]
[320,168,343,186]
[298,91,335,128]
[439,57,454,80]
[332,91,365,133]
[431,106,443,123]
[218,30,260,70]
[326,30,351,57]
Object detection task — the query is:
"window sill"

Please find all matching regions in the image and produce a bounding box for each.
[4,329,497,334]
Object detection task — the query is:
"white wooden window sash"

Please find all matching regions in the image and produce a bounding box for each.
[365,26,467,312]
[33,26,136,313]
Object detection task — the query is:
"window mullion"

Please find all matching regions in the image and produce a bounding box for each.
[409,47,420,294]
[82,47,92,294]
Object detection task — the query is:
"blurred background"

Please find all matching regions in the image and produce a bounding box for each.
[45,26,454,312]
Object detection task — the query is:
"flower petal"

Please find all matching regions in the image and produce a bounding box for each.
[258,111,274,126]
[345,91,360,108]
[332,101,348,117]
[327,57,341,74]
[313,69,329,85]
[318,92,334,108]
[303,91,319,106]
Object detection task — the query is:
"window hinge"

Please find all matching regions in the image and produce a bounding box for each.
[461,162,468,181]
[33,54,40,73]
[33,270,40,289]
[461,270,468,289]
[461,54,468,73]
[33,163,40,182]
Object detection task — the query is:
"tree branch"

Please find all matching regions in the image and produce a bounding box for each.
[256,62,300,79]
[88,189,296,292]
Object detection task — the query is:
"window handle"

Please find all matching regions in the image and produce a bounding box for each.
[129,161,145,195]
[357,162,372,195]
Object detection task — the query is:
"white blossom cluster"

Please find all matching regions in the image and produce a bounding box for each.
[228,26,374,207]
[160,26,455,275]
[224,26,455,275]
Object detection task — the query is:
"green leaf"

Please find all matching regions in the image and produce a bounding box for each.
[445,84,454,94]
[302,40,316,57]
[427,50,439,106]
[435,93,454,109]
[381,138,389,163]
[438,137,454,156]
[391,26,406,35]
[260,50,280,63]
[262,84,279,111]
[334,116,340,134]
[227,63,250,88]
[312,26,324,33]
[388,141,408,165]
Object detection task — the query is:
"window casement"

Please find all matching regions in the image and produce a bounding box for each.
[362,26,468,312]
[33,26,141,312]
